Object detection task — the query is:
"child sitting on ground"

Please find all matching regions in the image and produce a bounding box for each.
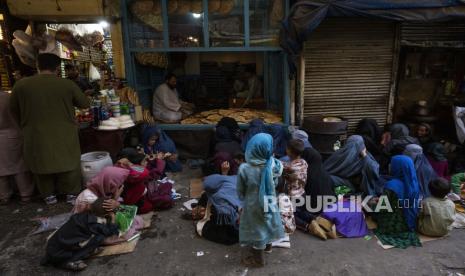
[42,198,119,271]
[282,139,308,201]
[418,178,455,237]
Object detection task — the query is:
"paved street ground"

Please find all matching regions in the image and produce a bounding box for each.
[1,167,465,276]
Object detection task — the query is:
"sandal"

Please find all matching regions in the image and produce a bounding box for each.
[62,260,88,271]
[264,244,272,254]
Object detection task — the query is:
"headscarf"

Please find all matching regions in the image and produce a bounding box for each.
[403,144,437,198]
[241,119,266,150]
[324,135,382,195]
[264,124,289,157]
[384,155,420,231]
[417,123,433,146]
[356,119,382,159]
[245,133,283,213]
[203,174,242,225]
[385,123,419,156]
[86,166,129,198]
[215,126,233,143]
[425,142,447,162]
[217,117,241,142]
[301,147,334,210]
[142,126,177,154]
[291,129,312,149]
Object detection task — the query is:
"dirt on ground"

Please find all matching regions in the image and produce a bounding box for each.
[1,167,465,276]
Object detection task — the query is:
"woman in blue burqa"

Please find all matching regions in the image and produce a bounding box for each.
[403,144,437,198]
[323,135,382,196]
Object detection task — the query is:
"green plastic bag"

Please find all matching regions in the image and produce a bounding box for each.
[115,205,138,234]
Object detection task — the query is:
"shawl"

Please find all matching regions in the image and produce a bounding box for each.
[203,174,242,225]
[384,155,421,231]
[241,119,266,150]
[264,124,289,157]
[324,135,382,195]
[245,133,283,212]
[385,123,419,156]
[142,126,177,154]
[215,126,233,143]
[217,117,241,142]
[86,166,129,198]
[425,142,447,162]
[403,144,437,198]
[356,118,382,158]
[291,129,312,149]
[302,147,335,210]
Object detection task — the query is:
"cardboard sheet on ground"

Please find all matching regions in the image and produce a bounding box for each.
[375,234,445,250]
[190,178,203,198]
[139,212,154,229]
[95,236,140,257]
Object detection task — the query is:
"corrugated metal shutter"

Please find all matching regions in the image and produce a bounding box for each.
[401,22,465,47]
[303,19,396,131]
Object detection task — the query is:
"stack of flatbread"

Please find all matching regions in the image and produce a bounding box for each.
[181,108,282,125]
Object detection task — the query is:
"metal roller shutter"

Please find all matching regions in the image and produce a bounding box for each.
[303,19,396,131]
[401,22,465,47]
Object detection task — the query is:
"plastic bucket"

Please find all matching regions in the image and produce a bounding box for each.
[80,151,113,185]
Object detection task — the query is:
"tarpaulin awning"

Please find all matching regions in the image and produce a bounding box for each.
[281,0,465,73]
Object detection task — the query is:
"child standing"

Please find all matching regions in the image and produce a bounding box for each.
[237,133,284,268]
[418,178,455,237]
[283,139,308,200]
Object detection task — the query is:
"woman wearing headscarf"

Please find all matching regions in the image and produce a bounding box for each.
[241,119,266,151]
[374,155,421,249]
[415,123,434,148]
[356,119,383,162]
[214,126,242,156]
[196,174,242,245]
[237,133,284,267]
[425,142,449,180]
[323,135,382,196]
[264,124,289,158]
[403,144,437,198]
[384,123,419,157]
[143,125,182,172]
[216,117,242,143]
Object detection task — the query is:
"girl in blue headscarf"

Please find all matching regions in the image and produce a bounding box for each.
[237,133,284,267]
[323,135,382,196]
[374,155,421,249]
[403,144,437,198]
[142,126,182,172]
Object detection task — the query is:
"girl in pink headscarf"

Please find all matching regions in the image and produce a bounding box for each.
[73,167,129,214]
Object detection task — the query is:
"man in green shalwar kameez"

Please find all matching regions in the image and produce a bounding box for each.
[10,53,90,205]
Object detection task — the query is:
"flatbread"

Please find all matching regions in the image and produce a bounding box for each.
[206,114,222,122]
[218,109,235,116]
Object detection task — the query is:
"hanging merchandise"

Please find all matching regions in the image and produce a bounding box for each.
[191,0,203,14]
[219,0,234,15]
[88,63,101,81]
[55,28,83,51]
[12,31,36,67]
[168,0,178,14]
[209,0,221,13]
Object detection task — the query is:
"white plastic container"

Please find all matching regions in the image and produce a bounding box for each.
[80,151,113,185]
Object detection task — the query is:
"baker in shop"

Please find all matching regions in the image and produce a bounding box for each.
[152,73,194,123]
[234,66,262,107]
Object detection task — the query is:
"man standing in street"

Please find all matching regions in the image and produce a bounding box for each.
[10,53,90,205]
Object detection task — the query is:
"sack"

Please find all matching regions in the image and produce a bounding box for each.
[115,205,138,234]
[146,178,175,210]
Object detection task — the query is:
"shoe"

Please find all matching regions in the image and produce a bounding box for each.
[66,195,77,205]
[264,244,272,254]
[316,216,333,232]
[308,220,327,240]
[44,195,58,205]
[326,225,338,239]
[241,248,264,268]
[62,260,87,271]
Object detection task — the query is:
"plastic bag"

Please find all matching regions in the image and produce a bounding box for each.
[453,106,465,144]
[115,204,138,234]
[89,63,101,81]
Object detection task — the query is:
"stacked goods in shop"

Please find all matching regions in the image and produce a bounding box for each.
[135,53,168,68]
[130,0,163,31]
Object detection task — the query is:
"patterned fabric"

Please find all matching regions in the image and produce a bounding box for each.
[284,158,308,199]
[278,193,296,234]
[374,190,421,249]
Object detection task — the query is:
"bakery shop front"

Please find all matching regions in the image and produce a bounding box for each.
[121,0,292,158]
